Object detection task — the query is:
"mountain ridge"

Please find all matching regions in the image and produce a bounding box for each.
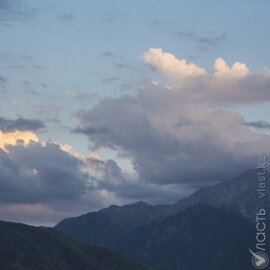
[56,169,270,232]
[54,169,269,270]
[114,204,256,270]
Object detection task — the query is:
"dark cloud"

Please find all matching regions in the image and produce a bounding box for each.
[244,120,270,130]
[73,82,270,187]
[0,116,45,132]
[0,140,187,225]
[72,126,109,135]
[87,158,191,205]
[0,142,89,204]
[0,141,105,225]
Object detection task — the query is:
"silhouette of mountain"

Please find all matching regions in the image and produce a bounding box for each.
[55,201,168,249]
[0,220,149,270]
[116,205,256,270]
[169,169,270,220]
[55,170,269,243]
[54,169,269,270]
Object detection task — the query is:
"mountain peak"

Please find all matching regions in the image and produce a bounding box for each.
[133,201,150,206]
[169,169,270,219]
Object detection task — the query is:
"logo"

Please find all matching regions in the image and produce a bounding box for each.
[250,249,269,269]
[250,159,269,269]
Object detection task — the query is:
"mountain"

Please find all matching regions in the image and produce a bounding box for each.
[116,205,256,270]
[0,220,149,270]
[54,169,269,270]
[55,169,269,245]
[168,169,270,220]
[98,201,167,229]
[55,201,167,249]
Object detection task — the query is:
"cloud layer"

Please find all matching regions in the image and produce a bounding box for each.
[1,48,270,225]
[0,134,186,225]
[0,138,106,225]
[73,48,270,187]
[0,116,45,132]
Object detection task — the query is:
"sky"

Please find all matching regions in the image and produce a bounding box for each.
[0,0,270,226]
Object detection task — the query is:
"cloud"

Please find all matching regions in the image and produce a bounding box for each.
[73,126,109,135]
[143,48,270,106]
[72,49,270,188]
[214,57,249,77]
[144,48,206,79]
[74,94,270,186]
[0,116,45,132]
[0,139,108,225]
[0,127,181,225]
[85,157,192,205]
[0,141,89,204]
[3,48,270,225]
[244,120,270,130]
[0,133,186,225]
[0,130,39,151]
[144,48,249,80]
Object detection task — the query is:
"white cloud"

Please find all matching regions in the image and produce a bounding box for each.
[144,48,250,81]
[142,48,270,106]
[143,48,206,79]
[214,57,249,78]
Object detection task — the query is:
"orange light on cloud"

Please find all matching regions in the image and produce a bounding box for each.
[0,131,39,151]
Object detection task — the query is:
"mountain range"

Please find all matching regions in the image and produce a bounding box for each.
[54,169,269,270]
[115,204,255,270]
[0,169,268,270]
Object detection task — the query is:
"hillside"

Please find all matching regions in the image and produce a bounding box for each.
[0,220,149,270]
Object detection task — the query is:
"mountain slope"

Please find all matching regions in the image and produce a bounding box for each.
[0,220,149,270]
[55,201,167,248]
[114,205,256,270]
[169,169,270,220]
[55,169,269,247]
